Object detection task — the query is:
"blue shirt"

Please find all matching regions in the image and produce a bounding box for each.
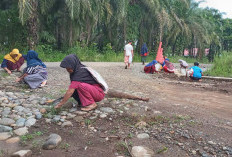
[192,66,202,78]
[1,59,8,68]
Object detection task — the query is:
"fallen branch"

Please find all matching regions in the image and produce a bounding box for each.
[107,89,149,101]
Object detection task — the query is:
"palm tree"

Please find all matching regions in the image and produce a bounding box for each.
[18,0,39,49]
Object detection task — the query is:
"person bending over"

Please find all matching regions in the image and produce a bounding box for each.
[55,54,105,111]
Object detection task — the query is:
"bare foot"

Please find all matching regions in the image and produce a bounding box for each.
[81,103,97,111]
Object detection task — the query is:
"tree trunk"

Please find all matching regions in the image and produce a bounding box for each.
[27,0,39,50]
[172,40,177,56]
[69,20,73,47]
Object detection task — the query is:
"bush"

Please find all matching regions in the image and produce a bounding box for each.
[206,52,232,77]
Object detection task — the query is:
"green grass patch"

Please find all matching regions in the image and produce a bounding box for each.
[205,52,232,77]
[0,44,210,63]
[20,131,43,145]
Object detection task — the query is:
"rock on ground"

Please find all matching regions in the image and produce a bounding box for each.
[11,150,32,157]
[131,146,155,157]
[42,134,62,150]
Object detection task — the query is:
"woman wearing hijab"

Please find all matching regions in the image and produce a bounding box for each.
[144,60,158,74]
[140,43,149,65]
[16,50,47,89]
[54,54,105,111]
[163,60,175,73]
[1,49,24,74]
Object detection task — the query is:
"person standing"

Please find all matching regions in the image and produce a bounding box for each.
[124,41,133,69]
[140,43,148,65]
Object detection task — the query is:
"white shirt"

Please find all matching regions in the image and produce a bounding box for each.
[124,44,133,56]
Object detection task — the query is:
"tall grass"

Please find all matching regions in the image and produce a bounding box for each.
[206,52,232,77]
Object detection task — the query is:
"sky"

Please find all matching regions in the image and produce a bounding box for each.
[195,0,232,19]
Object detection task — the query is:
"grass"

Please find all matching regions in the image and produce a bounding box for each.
[205,52,232,77]
[0,71,8,77]
[0,44,210,63]
[20,131,43,145]
[60,143,70,150]
[157,146,168,154]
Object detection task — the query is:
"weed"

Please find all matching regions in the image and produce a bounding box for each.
[110,129,118,134]
[59,89,66,94]
[50,107,61,115]
[157,146,168,154]
[60,143,70,150]
[20,131,43,145]
[0,150,4,157]
[85,119,92,126]
[0,71,9,77]
[69,130,73,135]
[127,133,134,138]
[32,140,42,148]
[86,140,93,146]
[115,141,130,156]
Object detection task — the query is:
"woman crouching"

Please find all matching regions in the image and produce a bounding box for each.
[16,50,47,88]
[1,49,24,74]
[55,54,105,111]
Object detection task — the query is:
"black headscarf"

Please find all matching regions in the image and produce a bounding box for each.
[60,54,97,84]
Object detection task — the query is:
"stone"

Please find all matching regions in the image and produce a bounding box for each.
[131,146,155,157]
[0,132,12,140]
[2,110,11,116]
[14,106,25,112]
[14,127,28,136]
[60,111,68,116]
[0,125,13,132]
[16,118,26,127]
[6,137,20,144]
[69,108,77,113]
[137,133,149,139]
[6,92,14,96]
[74,116,84,123]
[40,108,46,114]
[61,121,73,127]
[52,115,61,122]
[11,150,32,157]
[66,113,76,119]
[0,118,15,126]
[25,118,36,127]
[100,113,107,118]
[75,111,87,115]
[192,150,197,155]
[35,113,42,119]
[42,134,62,150]
[135,121,147,129]
[45,119,52,123]
[100,107,114,113]
[208,141,216,145]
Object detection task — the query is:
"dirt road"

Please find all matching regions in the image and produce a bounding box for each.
[0,62,231,157]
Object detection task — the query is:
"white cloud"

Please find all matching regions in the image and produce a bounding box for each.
[195,0,232,18]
